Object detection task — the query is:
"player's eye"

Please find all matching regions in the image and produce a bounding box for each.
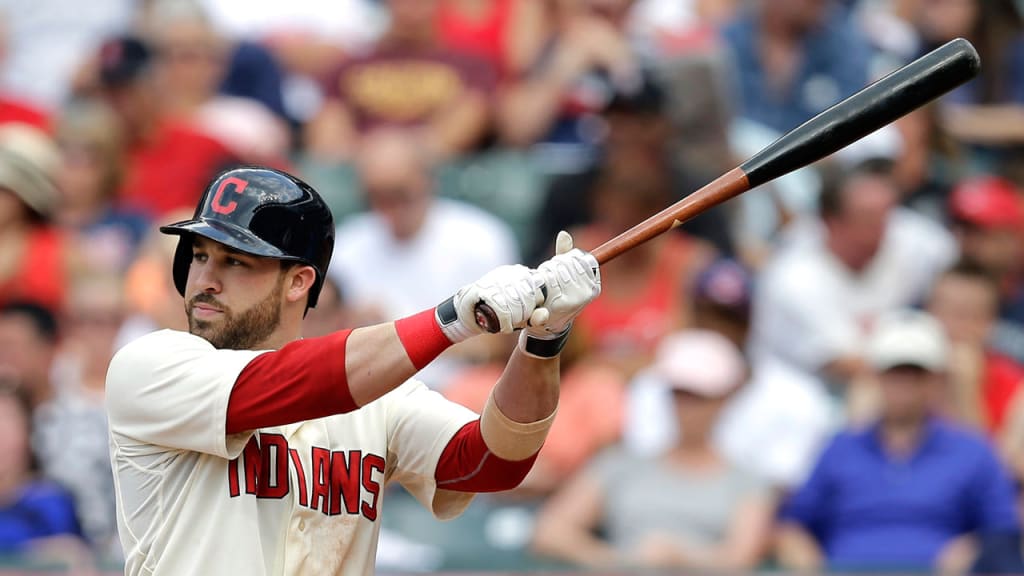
[192,252,208,263]
[227,257,247,267]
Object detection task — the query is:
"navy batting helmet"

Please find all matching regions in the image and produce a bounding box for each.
[160,166,335,308]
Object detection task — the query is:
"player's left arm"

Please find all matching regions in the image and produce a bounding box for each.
[434,232,601,492]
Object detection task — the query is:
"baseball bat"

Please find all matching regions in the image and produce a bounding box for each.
[475,37,980,333]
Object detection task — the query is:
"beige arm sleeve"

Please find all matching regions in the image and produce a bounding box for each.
[479,392,557,461]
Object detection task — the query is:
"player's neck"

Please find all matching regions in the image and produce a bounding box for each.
[252,327,301,351]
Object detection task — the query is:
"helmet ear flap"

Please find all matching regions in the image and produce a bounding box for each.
[171,237,191,298]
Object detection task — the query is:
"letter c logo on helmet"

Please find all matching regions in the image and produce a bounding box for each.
[210,176,249,215]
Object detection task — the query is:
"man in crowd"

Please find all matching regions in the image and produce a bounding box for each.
[777,309,1021,573]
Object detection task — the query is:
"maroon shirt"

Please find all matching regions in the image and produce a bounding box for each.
[324,47,496,132]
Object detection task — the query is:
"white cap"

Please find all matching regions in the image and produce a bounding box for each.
[867,309,949,373]
[654,330,746,398]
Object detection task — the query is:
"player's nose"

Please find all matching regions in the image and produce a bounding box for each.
[191,259,223,295]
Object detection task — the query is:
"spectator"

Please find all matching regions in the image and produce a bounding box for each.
[750,160,956,408]
[0,126,69,312]
[916,0,1024,153]
[197,0,386,122]
[0,302,58,410]
[624,258,835,488]
[137,0,291,164]
[92,35,237,217]
[496,0,644,172]
[0,378,89,568]
[140,0,288,121]
[0,0,132,109]
[35,273,125,561]
[532,330,772,570]
[329,129,519,387]
[712,257,836,489]
[437,0,548,81]
[531,69,734,262]
[721,0,872,134]
[948,176,1024,329]
[569,147,714,377]
[777,309,1022,573]
[927,261,1024,435]
[53,98,148,273]
[625,258,757,457]
[306,0,496,162]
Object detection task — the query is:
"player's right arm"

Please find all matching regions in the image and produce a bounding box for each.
[108,243,590,454]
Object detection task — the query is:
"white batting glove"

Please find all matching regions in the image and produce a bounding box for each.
[521,231,601,357]
[436,264,545,343]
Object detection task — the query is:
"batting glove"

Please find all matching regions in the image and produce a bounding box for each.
[521,231,601,357]
[436,264,545,343]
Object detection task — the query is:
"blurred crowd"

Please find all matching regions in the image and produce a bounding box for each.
[3,0,1024,573]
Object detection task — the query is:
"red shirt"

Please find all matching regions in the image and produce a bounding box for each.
[0,95,50,132]
[118,122,236,217]
[437,0,515,79]
[0,227,65,311]
[573,230,697,358]
[983,351,1024,434]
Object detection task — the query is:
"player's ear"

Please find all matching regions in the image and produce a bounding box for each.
[285,265,317,305]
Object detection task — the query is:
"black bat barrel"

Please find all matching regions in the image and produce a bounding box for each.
[740,38,980,188]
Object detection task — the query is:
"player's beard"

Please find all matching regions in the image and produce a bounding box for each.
[187,273,285,350]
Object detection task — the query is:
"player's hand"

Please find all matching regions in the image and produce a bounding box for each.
[526,231,601,339]
[436,264,544,342]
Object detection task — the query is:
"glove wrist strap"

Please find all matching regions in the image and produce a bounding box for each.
[519,324,572,359]
[436,295,474,343]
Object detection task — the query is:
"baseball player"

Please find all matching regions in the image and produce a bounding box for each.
[105,166,601,575]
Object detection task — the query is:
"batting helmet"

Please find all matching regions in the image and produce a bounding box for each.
[160,166,335,308]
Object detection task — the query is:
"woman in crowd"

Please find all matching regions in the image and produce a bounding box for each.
[569,148,713,377]
[532,330,772,570]
[0,126,70,312]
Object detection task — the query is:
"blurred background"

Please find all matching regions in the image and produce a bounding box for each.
[3,0,1024,573]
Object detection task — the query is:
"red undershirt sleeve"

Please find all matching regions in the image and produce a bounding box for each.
[434,420,539,493]
[226,330,357,434]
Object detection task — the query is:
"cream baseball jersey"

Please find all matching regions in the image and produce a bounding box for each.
[106,330,477,575]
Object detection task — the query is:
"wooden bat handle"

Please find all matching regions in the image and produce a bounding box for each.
[591,167,750,264]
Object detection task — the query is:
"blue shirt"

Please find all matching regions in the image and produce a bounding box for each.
[780,419,1020,571]
[0,481,83,554]
[721,9,872,134]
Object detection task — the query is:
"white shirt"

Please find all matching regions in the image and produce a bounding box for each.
[197,0,385,51]
[106,330,477,576]
[715,357,840,487]
[750,208,957,375]
[330,199,520,321]
[623,359,838,488]
[0,0,132,108]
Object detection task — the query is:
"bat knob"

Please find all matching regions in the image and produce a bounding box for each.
[474,303,501,334]
[473,282,548,334]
